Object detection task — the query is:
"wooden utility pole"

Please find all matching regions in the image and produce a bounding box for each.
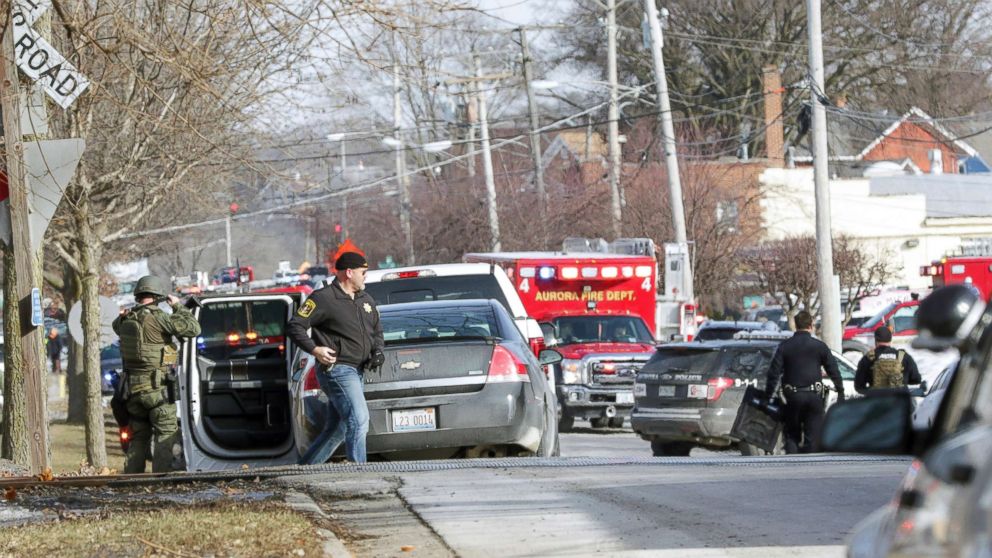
[518,27,547,229]
[473,54,501,252]
[643,0,692,302]
[1,16,50,473]
[606,0,623,239]
[807,0,841,351]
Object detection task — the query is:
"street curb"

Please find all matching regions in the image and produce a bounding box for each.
[284,490,353,558]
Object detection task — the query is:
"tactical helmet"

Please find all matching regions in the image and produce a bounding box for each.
[913,285,986,351]
[133,275,167,298]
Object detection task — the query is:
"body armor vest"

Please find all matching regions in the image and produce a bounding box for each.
[117,306,177,393]
[869,349,905,389]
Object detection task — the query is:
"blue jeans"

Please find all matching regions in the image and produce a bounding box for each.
[298,364,370,464]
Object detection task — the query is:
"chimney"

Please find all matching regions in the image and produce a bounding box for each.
[762,65,785,168]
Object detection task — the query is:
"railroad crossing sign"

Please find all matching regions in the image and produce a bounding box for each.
[11,0,90,108]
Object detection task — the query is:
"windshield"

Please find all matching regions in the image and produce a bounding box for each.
[549,316,653,344]
[380,306,499,344]
[860,302,898,329]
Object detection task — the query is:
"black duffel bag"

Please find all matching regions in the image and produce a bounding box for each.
[731,386,784,453]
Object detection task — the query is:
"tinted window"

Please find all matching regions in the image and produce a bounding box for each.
[366,275,510,309]
[549,316,653,344]
[645,347,722,374]
[724,348,775,379]
[197,299,288,360]
[380,306,499,343]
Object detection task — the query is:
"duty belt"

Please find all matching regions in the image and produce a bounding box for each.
[784,382,824,393]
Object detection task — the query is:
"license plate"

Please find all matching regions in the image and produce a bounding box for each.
[633,383,647,397]
[687,384,708,399]
[616,392,634,404]
[658,385,676,397]
[392,408,437,432]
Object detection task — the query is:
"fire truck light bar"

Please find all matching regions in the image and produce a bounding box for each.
[519,267,536,278]
[635,266,653,278]
[539,266,555,280]
[622,267,634,278]
[581,267,598,278]
[920,265,943,277]
[601,266,618,278]
[561,267,579,279]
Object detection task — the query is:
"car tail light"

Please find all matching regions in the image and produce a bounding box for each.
[487,345,530,383]
[707,377,734,400]
[528,335,545,357]
[226,332,240,344]
[302,365,321,395]
[245,332,258,343]
[119,426,132,452]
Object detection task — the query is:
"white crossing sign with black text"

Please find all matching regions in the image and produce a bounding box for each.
[11,0,90,109]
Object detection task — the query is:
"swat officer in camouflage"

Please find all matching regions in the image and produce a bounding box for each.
[112,275,201,473]
[854,326,921,393]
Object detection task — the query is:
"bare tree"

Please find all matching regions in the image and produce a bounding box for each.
[742,235,896,330]
[32,0,321,467]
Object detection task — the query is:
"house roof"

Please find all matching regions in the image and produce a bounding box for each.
[544,130,608,162]
[870,174,992,218]
[794,106,978,161]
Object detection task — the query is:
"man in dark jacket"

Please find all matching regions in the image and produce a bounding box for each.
[764,311,845,453]
[287,251,384,464]
[854,326,921,393]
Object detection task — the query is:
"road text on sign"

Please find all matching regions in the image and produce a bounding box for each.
[11,0,90,109]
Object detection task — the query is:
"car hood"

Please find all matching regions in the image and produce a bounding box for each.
[557,342,655,359]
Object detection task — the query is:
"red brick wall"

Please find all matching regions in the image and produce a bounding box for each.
[863,121,962,173]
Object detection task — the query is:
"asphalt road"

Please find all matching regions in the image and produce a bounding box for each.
[281,422,911,557]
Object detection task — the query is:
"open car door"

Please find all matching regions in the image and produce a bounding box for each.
[179,293,300,471]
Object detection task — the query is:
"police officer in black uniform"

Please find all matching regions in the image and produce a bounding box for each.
[287,252,384,464]
[764,311,845,453]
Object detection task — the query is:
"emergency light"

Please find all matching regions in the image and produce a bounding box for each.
[561,267,579,279]
[538,266,555,280]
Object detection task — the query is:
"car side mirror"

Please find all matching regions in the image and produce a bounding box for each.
[538,349,564,366]
[821,389,914,455]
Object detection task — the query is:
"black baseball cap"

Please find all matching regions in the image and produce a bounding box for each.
[874,326,893,343]
[335,252,369,271]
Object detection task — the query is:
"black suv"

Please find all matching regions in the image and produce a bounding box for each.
[631,335,856,456]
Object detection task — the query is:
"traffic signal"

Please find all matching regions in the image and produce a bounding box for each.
[334,223,342,233]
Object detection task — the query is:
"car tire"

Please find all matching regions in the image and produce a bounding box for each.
[558,411,575,433]
[608,417,624,428]
[538,394,560,458]
[651,440,692,457]
[590,417,608,429]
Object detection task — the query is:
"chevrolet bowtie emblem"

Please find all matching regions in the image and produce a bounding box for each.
[400,360,421,370]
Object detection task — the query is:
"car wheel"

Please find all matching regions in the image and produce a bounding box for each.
[590,417,608,429]
[558,411,575,433]
[608,417,624,428]
[537,395,560,458]
[651,440,692,456]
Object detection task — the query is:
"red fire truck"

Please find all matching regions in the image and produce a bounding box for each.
[920,256,992,301]
[465,241,658,431]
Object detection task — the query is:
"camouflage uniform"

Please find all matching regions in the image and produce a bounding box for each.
[112,276,200,473]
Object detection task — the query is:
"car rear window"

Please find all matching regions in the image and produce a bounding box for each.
[645,347,722,373]
[380,306,499,344]
[197,299,288,360]
[695,328,740,341]
[365,275,510,309]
